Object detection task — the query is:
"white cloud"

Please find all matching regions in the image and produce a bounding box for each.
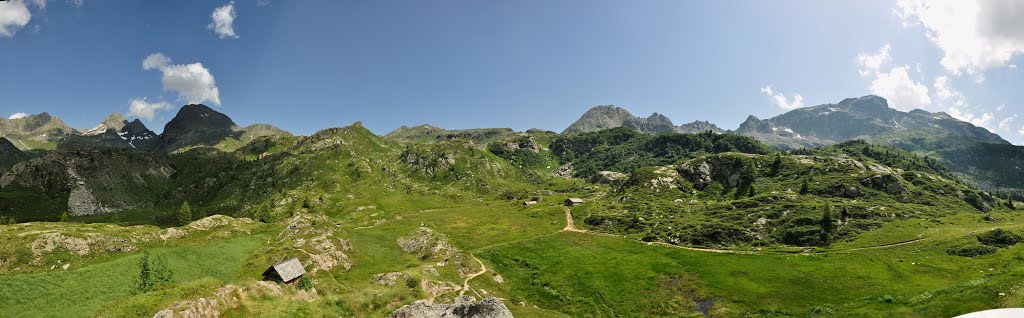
[208,1,238,39]
[997,104,1006,112]
[933,75,995,130]
[0,0,32,38]
[760,85,804,110]
[998,114,1017,131]
[142,52,171,70]
[897,0,1024,76]
[257,0,271,7]
[1020,125,1024,136]
[127,98,173,121]
[857,43,892,77]
[69,0,85,8]
[142,53,222,105]
[868,66,931,111]
[8,112,29,119]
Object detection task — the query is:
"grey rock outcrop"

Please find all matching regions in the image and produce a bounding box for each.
[592,171,626,184]
[388,296,514,318]
[859,174,910,195]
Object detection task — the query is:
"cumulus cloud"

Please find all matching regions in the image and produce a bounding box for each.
[857,43,892,77]
[897,0,1024,76]
[0,0,32,38]
[142,53,222,106]
[760,85,804,110]
[208,1,238,39]
[867,66,931,111]
[998,114,1017,131]
[127,98,174,121]
[934,75,994,130]
[8,112,29,119]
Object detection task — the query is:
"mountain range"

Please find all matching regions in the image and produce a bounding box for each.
[2,96,1023,317]
[563,95,1024,193]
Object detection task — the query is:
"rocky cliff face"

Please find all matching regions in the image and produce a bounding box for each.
[562,105,724,135]
[0,150,174,216]
[0,137,29,173]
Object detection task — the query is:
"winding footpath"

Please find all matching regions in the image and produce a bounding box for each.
[459,254,487,297]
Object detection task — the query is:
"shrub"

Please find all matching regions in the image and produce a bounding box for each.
[298,277,313,291]
[977,228,1022,247]
[946,245,998,257]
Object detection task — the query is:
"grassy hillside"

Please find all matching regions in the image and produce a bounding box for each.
[1,125,1023,317]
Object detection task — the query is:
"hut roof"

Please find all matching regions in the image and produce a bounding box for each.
[567,198,584,203]
[268,258,306,282]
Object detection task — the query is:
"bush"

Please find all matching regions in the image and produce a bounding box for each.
[297,277,313,291]
[946,245,998,257]
[977,228,1022,247]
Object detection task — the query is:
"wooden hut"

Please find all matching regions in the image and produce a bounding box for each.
[262,257,306,284]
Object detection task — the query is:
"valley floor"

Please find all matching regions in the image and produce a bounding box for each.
[2,201,1023,317]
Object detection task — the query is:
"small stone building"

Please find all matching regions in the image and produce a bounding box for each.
[523,201,538,206]
[263,257,306,284]
[564,198,584,206]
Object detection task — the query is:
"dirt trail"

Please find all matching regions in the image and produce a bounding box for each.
[561,207,586,232]
[459,254,487,297]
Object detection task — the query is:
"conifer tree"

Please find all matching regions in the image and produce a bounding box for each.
[177,201,192,226]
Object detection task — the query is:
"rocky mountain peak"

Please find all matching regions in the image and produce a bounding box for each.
[85,112,129,135]
[564,105,723,135]
[159,104,240,151]
[838,95,890,114]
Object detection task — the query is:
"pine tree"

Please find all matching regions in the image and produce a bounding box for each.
[111,212,122,225]
[820,205,834,244]
[748,183,756,197]
[841,206,849,221]
[60,211,69,222]
[136,252,152,293]
[800,178,810,195]
[771,153,783,175]
[177,201,192,226]
[151,254,173,288]
[1007,195,1016,210]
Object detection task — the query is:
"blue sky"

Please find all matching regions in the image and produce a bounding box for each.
[1,0,1022,143]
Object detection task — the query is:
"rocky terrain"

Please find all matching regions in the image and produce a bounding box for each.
[388,296,514,318]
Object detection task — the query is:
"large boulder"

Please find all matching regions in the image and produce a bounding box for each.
[859,174,910,196]
[592,171,627,184]
[388,296,514,318]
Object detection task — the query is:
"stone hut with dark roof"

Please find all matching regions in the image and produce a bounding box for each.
[262,257,306,284]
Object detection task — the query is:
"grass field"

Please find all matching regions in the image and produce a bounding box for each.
[0,233,267,318]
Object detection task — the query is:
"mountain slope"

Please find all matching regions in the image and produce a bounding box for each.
[735,95,1007,148]
[562,105,724,135]
[735,95,1024,192]
[0,113,78,150]
[0,138,29,173]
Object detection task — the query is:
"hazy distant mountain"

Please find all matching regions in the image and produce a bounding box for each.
[734,95,1023,192]
[562,105,724,135]
[0,112,78,150]
[735,95,1007,149]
